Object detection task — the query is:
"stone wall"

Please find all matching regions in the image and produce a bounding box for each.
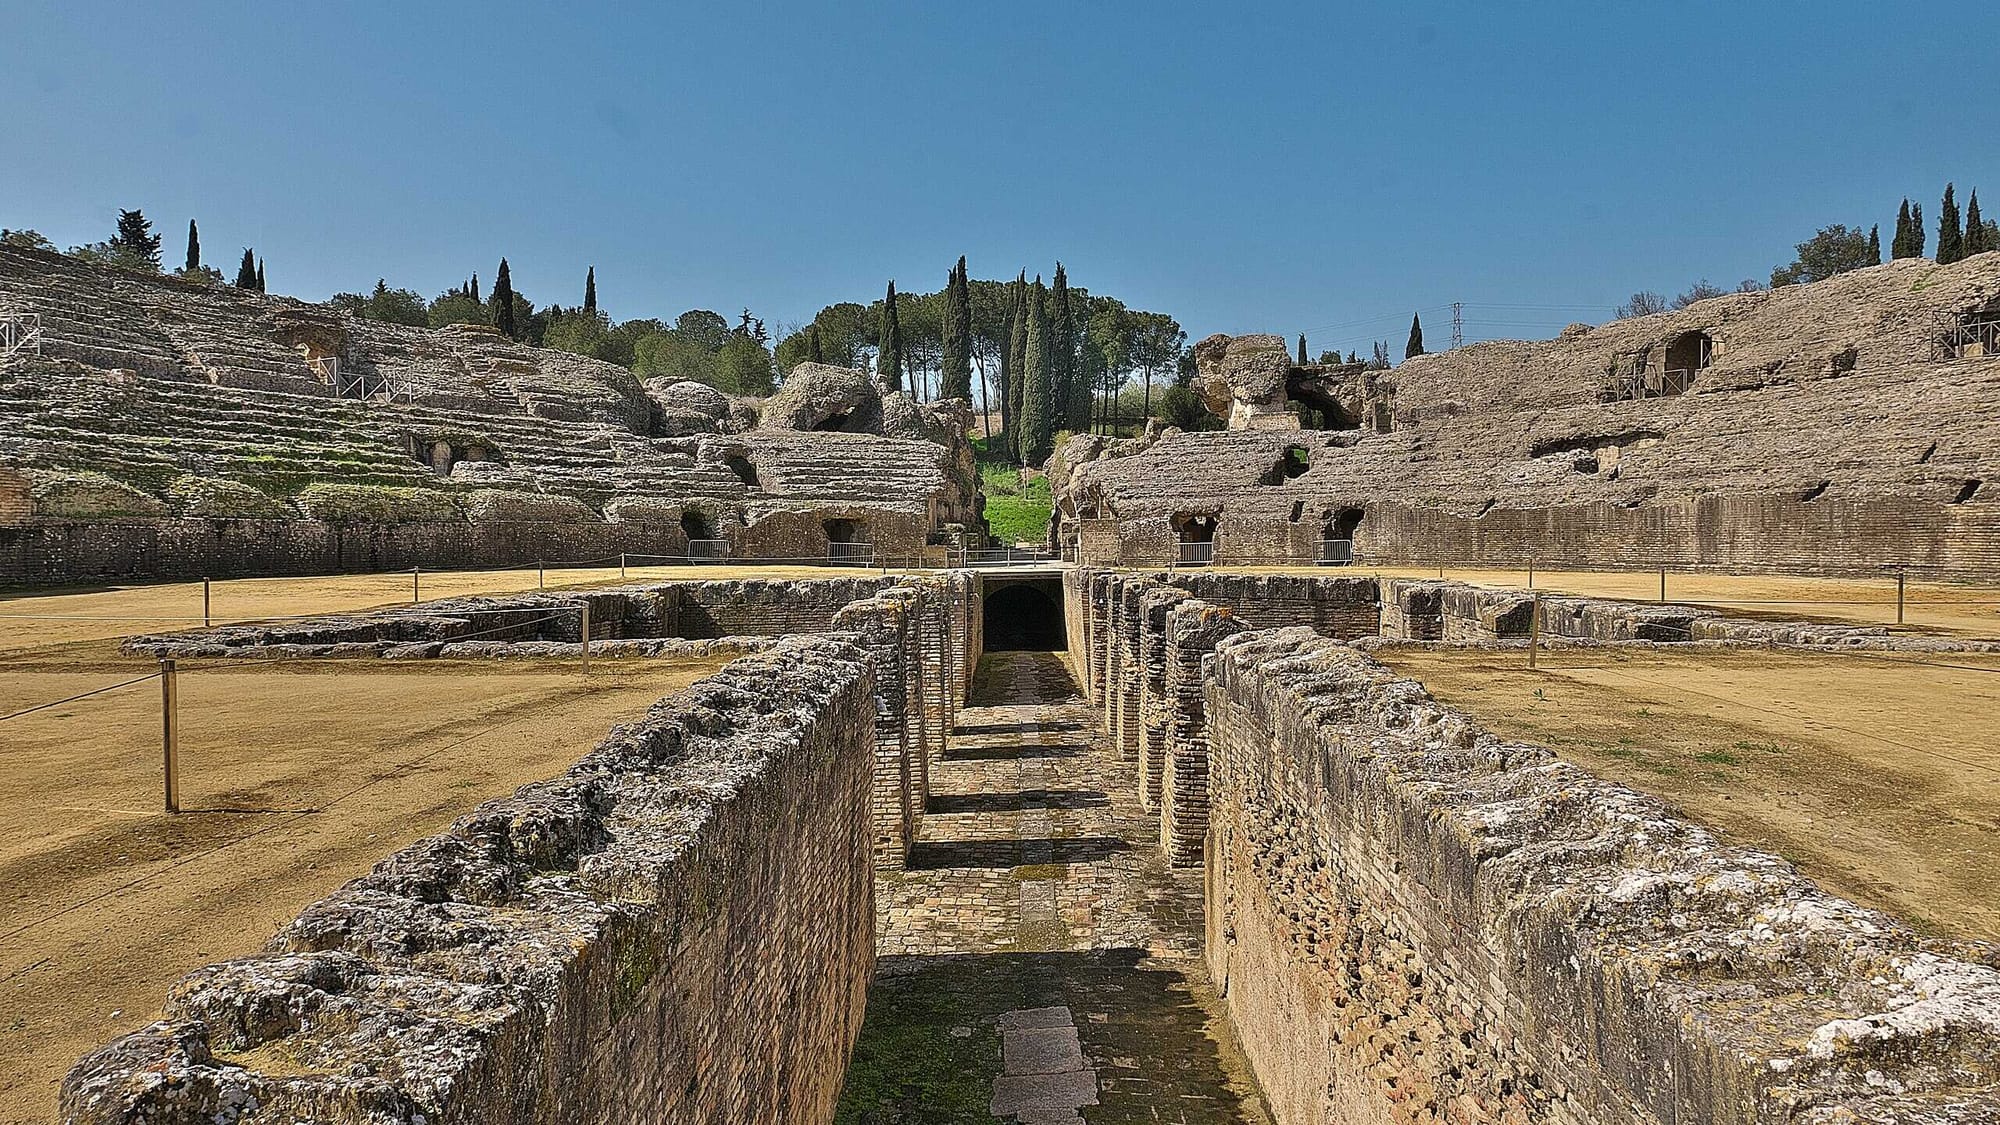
[1201,629,2000,1125]
[0,515,681,585]
[1050,256,2000,580]
[61,636,882,1123]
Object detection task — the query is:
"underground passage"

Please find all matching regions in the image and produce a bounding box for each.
[982,578,1066,650]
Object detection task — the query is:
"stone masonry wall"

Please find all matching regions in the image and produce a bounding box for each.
[0,515,681,585]
[1202,629,2000,1125]
[61,636,882,1124]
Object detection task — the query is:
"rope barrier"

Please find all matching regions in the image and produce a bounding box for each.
[0,671,161,724]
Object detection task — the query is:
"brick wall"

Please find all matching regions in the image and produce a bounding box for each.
[1201,629,2000,1125]
[61,636,882,1124]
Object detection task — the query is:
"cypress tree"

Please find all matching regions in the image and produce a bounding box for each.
[877,280,904,391]
[184,220,200,273]
[997,278,1017,453]
[1912,204,1926,258]
[1297,334,1308,365]
[940,256,973,401]
[1939,184,1964,265]
[255,259,265,293]
[471,274,481,304]
[807,324,825,364]
[1050,263,1078,430]
[1867,224,1881,265]
[1007,272,1029,458]
[1892,200,1911,258]
[235,249,256,288]
[1019,278,1054,467]
[584,266,597,314]
[492,259,516,338]
[1405,313,1425,359]
[1968,191,1988,256]
[113,209,161,267]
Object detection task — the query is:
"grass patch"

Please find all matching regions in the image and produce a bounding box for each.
[980,464,1052,545]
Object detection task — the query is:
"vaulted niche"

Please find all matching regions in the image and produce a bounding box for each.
[1662,330,1713,392]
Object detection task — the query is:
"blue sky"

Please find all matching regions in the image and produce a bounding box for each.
[3,1,1992,353]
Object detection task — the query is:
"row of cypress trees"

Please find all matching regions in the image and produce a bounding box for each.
[1892,184,1992,264]
[872,257,1081,467]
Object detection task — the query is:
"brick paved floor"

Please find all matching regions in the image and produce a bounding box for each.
[838,650,1270,1124]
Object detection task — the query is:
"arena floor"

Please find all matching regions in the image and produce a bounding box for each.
[1376,644,2000,943]
[0,562,906,655]
[0,643,725,1123]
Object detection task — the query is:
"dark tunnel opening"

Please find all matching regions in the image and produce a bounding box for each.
[983,580,1066,651]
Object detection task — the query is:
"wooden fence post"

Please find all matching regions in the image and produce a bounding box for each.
[580,602,591,674]
[160,659,180,814]
[202,578,211,628]
[1528,593,1541,669]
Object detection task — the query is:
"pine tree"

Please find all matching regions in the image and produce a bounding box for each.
[1297,334,1308,364]
[1019,278,1054,467]
[235,249,257,288]
[584,266,597,314]
[1007,273,1029,459]
[1939,184,1964,264]
[940,256,973,402]
[1912,204,1926,258]
[1049,263,1078,429]
[492,259,517,338]
[184,220,200,273]
[1867,224,1881,265]
[255,259,265,293]
[877,280,904,391]
[1405,313,1425,359]
[112,209,162,267]
[1968,191,1988,256]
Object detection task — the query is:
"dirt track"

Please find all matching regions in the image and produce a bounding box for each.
[1378,645,2000,943]
[1234,565,2000,640]
[0,649,723,1123]
[0,562,908,655]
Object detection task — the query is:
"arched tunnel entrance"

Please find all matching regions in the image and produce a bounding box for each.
[982,577,1065,651]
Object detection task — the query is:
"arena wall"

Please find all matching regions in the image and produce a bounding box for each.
[1201,629,2000,1124]
[60,636,881,1123]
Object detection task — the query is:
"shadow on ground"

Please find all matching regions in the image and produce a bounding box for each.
[836,950,1261,1125]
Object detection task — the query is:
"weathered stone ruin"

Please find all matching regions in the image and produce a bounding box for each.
[1065,567,2000,1124]
[1050,254,2000,577]
[54,559,2000,1123]
[0,246,983,581]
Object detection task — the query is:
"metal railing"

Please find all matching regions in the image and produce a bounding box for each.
[1602,367,1698,402]
[962,546,1059,568]
[1317,538,1354,565]
[1944,319,2000,360]
[827,541,875,566]
[1,309,43,359]
[686,538,731,563]
[1177,541,1214,566]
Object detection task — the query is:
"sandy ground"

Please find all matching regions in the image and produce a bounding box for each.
[1213,565,2000,640]
[0,647,725,1123]
[0,563,904,655]
[1377,645,2000,943]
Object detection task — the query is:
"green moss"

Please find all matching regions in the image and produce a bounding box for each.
[295,483,462,525]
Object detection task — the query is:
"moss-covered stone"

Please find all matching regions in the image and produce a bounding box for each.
[165,475,290,519]
[459,488,597,524]
[295,482,461,525]
[28,469,165,518]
